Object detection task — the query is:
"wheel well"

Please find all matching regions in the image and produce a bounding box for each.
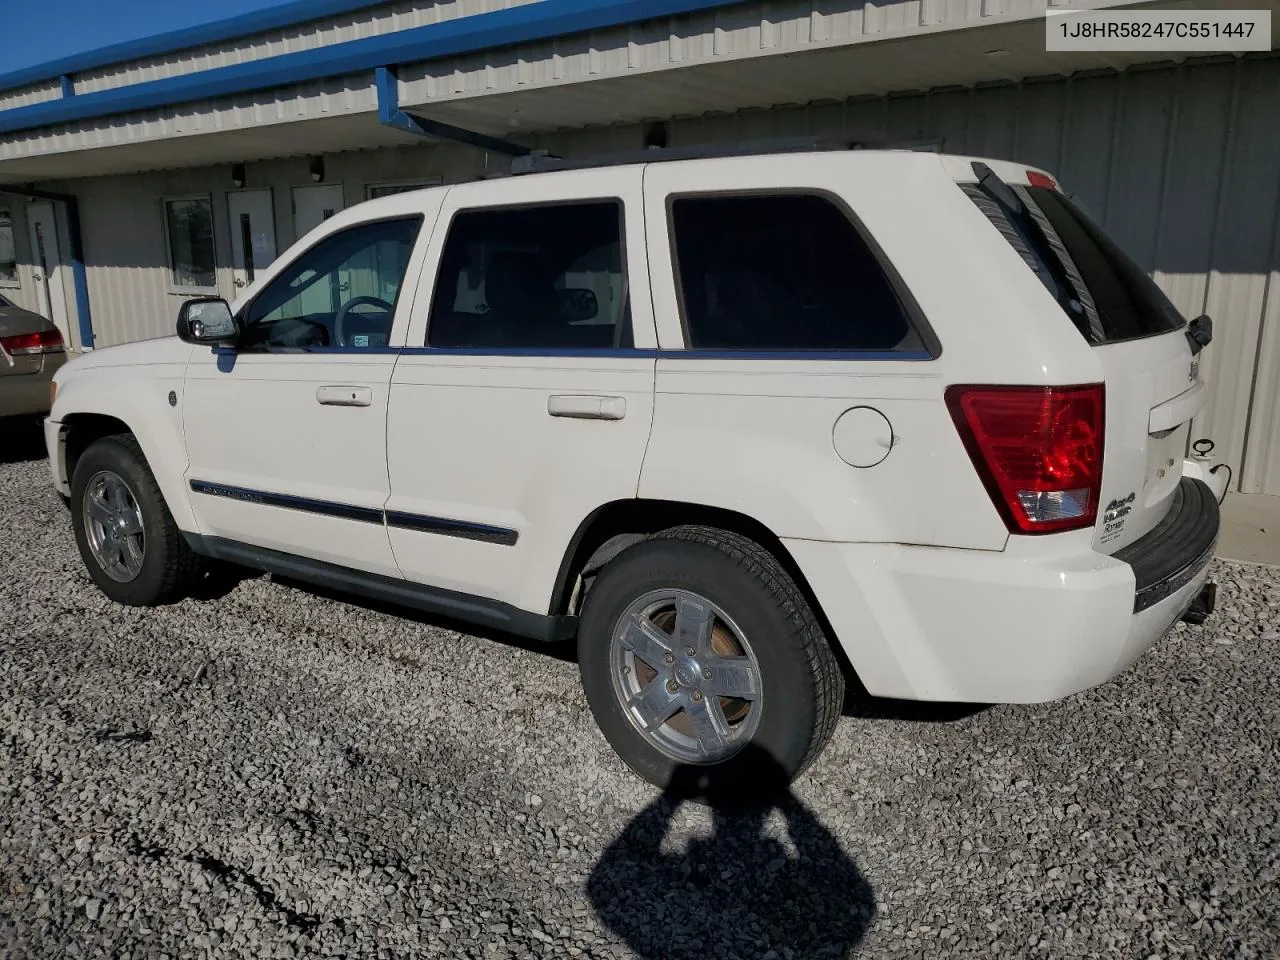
[62,413,132,485]
[552,499,863,697]
[551,500,813,616]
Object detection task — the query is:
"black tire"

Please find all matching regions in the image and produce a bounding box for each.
[577,525,844,804]
[70,434,203,606]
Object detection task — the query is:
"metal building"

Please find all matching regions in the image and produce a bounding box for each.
[1,0,1278,502]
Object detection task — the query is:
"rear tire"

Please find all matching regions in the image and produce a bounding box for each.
[578,526,843,804]
[70,434,203,606]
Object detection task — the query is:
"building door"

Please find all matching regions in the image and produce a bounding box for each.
[292,184,346,319]
[227,189,277,296]
[26,202,72,347]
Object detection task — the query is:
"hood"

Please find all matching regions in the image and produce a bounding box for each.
[55,335,194,380]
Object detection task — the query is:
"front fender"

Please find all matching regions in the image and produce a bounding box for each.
[51,359,197,532]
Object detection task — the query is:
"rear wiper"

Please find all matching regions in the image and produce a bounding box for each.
[971,161,1024,215]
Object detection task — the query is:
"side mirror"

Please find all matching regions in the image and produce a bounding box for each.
[176,297,239,346]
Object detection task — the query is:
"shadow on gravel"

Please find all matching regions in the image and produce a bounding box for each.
[588,746,876,960]
[0,415,47,464]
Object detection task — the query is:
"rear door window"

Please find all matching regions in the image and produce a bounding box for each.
[963,181,1185,344]
[668,193,924,353]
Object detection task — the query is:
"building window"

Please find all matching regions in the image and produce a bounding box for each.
[0,209,18,286]
[669,193,920,352]
[366,179,442,200]
[163,196,216,290]
[427,201,631,350]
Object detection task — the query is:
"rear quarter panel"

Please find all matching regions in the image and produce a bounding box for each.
[639,151,1104,548]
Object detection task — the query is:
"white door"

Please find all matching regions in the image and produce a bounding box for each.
[26,202,72,347]
[386,167,658,614]
[292,185,346,318]
[227,189,277,295]
[293,184,345,240]
[183,210,428,577]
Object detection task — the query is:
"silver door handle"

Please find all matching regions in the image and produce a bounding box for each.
[317,385,372,407]
[547,395,626,420]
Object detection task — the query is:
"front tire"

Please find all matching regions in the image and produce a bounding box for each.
[578,526,843,803]
[70,434,203,606]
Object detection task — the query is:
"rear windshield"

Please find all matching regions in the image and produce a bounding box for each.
[962,181,1185,344]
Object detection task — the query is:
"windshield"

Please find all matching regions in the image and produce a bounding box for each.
[962,180,1186,345]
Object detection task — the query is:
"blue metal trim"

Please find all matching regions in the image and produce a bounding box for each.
[0,0,744,134]
[376,64,532,156]
[658,349,934,361]
[210,345,930,360]
[189,479,385,525]
[402,346,657,358]
[0,0,390,93]
[385,510,519,546]
[59,75,75,98]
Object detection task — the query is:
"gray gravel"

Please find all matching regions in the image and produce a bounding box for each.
[1,434,1278,959]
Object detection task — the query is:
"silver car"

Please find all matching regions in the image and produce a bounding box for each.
[0,293,66,418]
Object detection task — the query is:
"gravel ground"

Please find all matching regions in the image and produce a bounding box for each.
[1,430,1278,959]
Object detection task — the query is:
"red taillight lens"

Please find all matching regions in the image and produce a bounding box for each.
[946,384,1105,535]
[1027,170,1057,190]
[0,328,64,356]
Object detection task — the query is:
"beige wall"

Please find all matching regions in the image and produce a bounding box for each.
[24,53,1280,494]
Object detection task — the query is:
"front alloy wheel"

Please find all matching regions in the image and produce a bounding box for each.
[82,470,146,582]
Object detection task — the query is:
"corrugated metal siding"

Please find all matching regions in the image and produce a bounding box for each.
[395,0,1123,112]
[0,81,62,112]
[658,55,1280,494]
[72,0,543,96]
[19,51,1280,493]
[0,73,381,163]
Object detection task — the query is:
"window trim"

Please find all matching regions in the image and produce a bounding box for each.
[0,206,21,289]
[161,193,219,295]
[423,196,635,352]
[365,178,442,201]
[663,187,940,360]
[235,212,426,354]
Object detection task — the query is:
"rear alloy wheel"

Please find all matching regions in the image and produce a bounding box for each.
[609,588,764,765]
[578,526,844,803]
[70,434,203,606]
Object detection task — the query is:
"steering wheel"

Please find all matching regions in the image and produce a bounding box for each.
[333,296,394,347]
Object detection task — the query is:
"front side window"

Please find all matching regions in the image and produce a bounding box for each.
[428,201,631,350]
[241,216,422,350]
[0,209,18,285]
[164,197,216,289]
[669,194,921,353]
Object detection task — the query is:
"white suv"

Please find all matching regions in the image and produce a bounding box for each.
[45,148,1225,799]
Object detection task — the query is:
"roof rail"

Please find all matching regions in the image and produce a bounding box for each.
[484,136,866,178]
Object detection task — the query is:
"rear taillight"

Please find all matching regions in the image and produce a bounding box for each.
[946,383,1105,535]
[0,328,64,356]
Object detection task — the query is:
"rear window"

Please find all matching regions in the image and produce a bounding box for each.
[963,181,1185,344]
[669,193,924,353]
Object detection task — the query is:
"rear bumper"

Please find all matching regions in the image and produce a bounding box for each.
[785,477,1220,704]
[0,352,63,417]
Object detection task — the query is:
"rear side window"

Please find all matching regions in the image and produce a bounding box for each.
[427,201,631,350]
[669,194,923,353]
[963,182,1184,344]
